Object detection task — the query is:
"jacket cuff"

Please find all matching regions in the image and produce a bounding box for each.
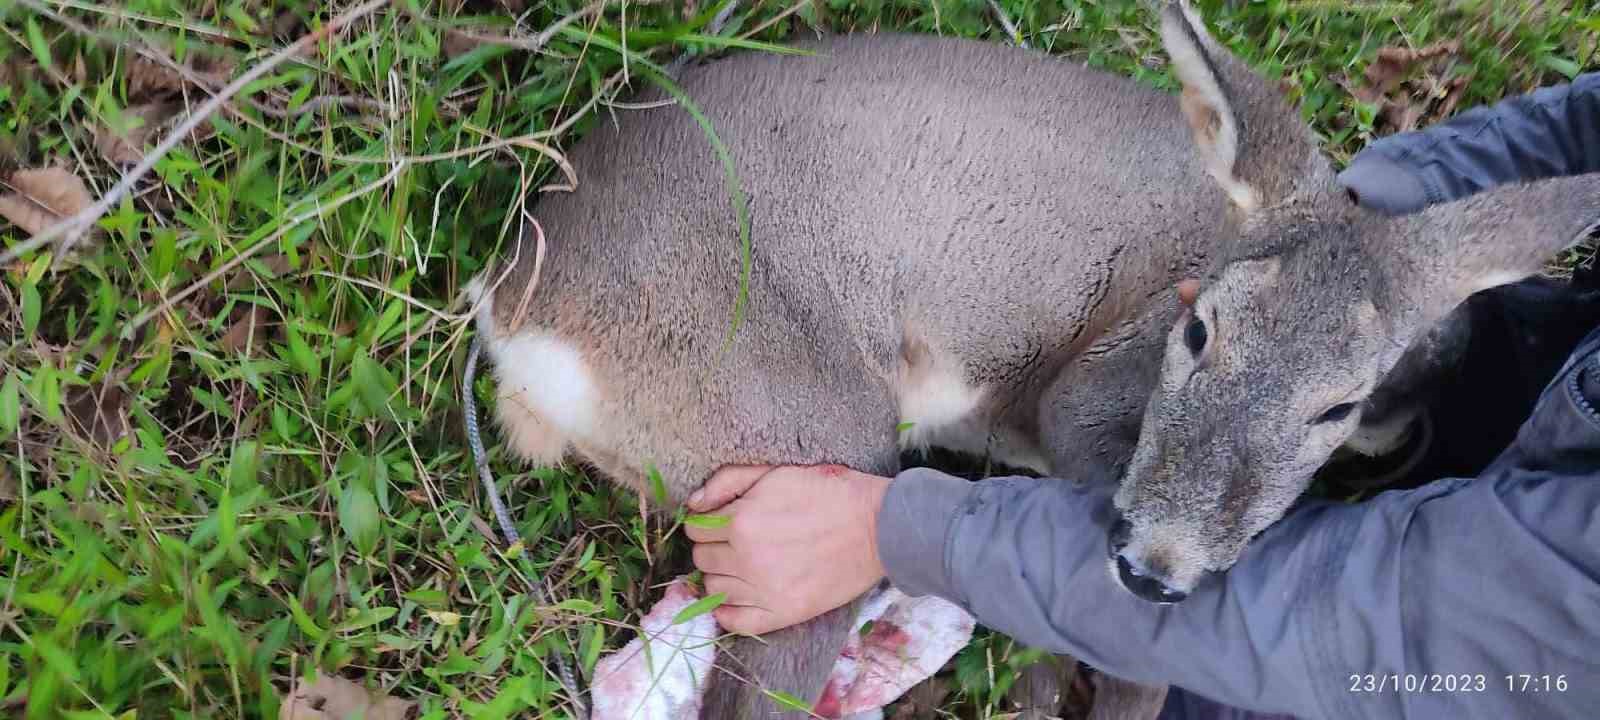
[876,466,975,599]
[1336,152,1430,216]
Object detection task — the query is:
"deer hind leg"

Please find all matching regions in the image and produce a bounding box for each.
[702,597,865,720]
[699,393,902,719]
[1089,673,1169,720]
[1007,654,1081,719]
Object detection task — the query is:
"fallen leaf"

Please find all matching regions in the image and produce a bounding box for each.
[1383,99,1429,134]
[220,305,275,354]
[0,167,94,238]
[441,27,488,60]
[1433,73,1474,123]
[0,465,16,503]
[225,253,294,290]
[1348,41,1471,135]
[126,56,184,97]
[279,671,416,720]
[0,59,24,89]
[469,513,498,543]
[64,382,131,449]
[95,101,183,165]
[272,9,306,41]
[440,16,528,60]
[1352,41,1459,104]
[126,52,235,98]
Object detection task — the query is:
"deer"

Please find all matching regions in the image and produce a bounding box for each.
[463,1,1600,717]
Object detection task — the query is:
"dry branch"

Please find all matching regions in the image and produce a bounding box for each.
[0,0,390,267]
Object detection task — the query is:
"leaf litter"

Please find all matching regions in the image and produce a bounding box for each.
[1346,41,1473,134]
[0,166,95,239]
[63,380,131,450]
[279,671,417,720]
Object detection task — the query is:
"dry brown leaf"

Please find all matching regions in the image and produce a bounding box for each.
[0,167,94,238]
[442,26,489,60]
[126,57,184,97]
[126,53,235,98]
[440,15,538,60]
[226,253,294,290]
[1433,73,1474,123]
[279,672,416,720]
[184,53,235,88]
[1348,41,1472,136]
[96,102,183,165]
[64,382,131,449]
[1353,41,1460,104]
[0,60,22,88]
[272,9,306,40]
[0,465,17,503]
[220,305,274,354]
[1383,99,1429,134]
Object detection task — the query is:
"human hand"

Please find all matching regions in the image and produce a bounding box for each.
[684,464,891,635]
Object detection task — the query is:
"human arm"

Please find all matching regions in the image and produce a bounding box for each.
[688,336,1600,719]
[684,464,892,635]
[1338,71,1600,214]
[876,340,1600,719]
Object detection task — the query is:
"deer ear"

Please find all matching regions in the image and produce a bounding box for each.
[1158,0,1331,212]
[1379,174,1600,328]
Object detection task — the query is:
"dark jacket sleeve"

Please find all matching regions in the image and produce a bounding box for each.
[879,331,1600,719]
[1338,71,1600,214]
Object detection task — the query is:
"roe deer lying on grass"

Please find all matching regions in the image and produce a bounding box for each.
[465,1,1600,716]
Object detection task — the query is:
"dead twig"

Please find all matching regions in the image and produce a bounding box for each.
[410,0,606,54]
[0,0,390,268]
[988,0,1028,48]
[737,0,809,41]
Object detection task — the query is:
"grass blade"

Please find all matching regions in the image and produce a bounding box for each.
[672,592,725,625]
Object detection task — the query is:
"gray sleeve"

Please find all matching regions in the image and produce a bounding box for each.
[1338,71,1600,215]
[879,457,1600,718]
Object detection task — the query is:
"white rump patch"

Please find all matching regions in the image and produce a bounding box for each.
[895,354,984,450]
[490,332,599,439]
[464,271,593,463]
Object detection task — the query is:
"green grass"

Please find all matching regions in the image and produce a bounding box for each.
[0,1,1595,718]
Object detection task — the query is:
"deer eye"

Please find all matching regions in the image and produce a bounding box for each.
[1313,402,1358,425]
[1184,318,1208,356]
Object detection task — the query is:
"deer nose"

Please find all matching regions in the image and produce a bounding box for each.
[1107,518,1189,604]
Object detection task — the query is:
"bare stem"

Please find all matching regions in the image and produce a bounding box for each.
[0,0,390,268]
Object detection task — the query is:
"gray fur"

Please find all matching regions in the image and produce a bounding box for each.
[1113,3,1600,598]
[469,2,1600,717]
[1092,673,1171,720]
[474,28,1198,717]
